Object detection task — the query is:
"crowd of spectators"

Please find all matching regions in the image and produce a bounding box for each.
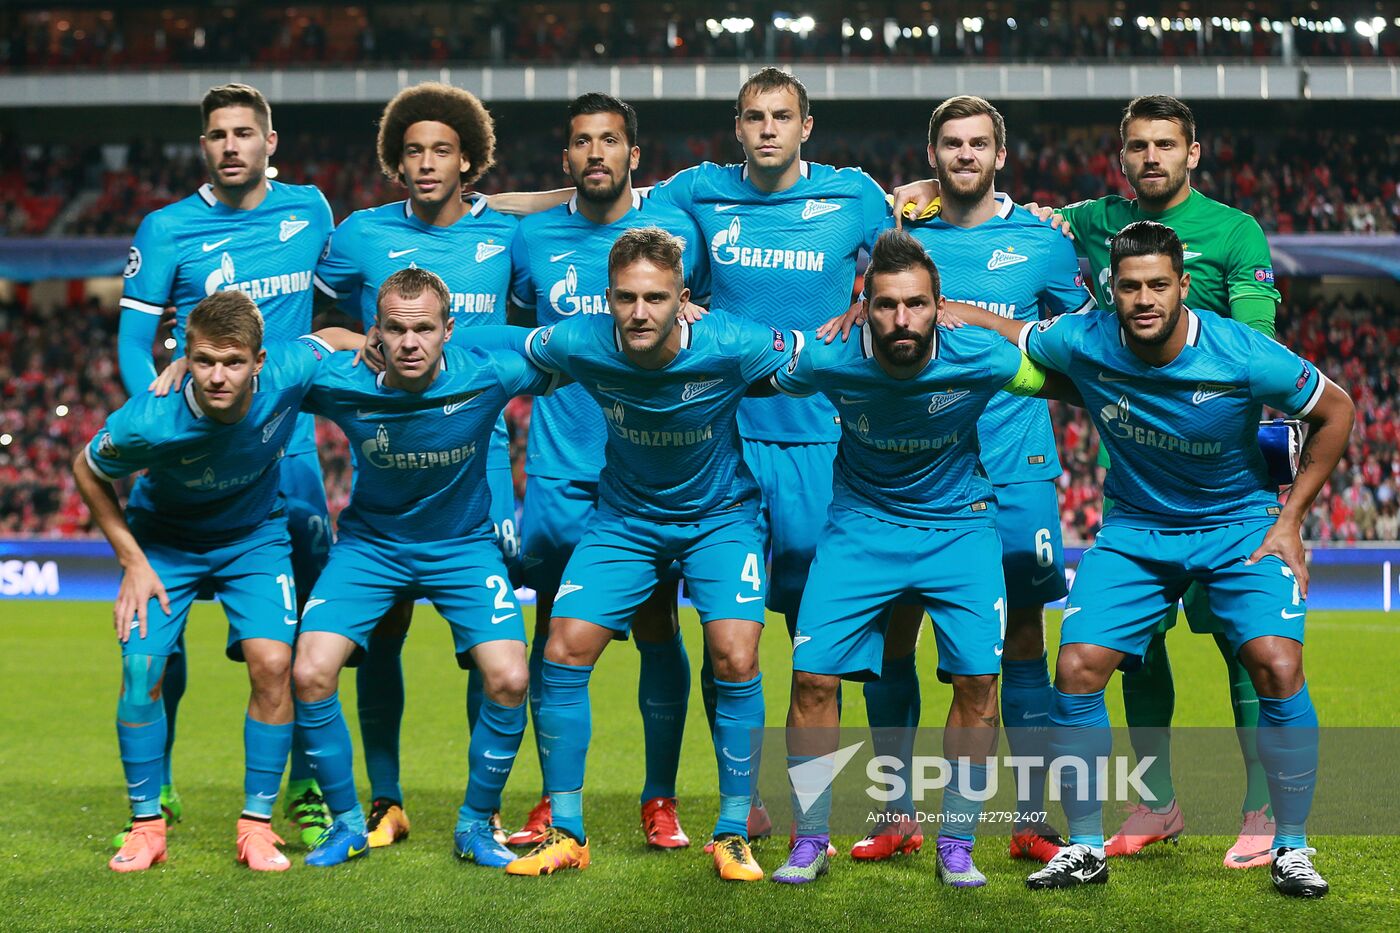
[2,288,1397,543]
[5,124,1400,239]
[5,4,1399,73]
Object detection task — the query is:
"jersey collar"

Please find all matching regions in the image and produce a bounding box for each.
[402,194,488,224]
[567,189,643,216]
[612,316,692,353]
[181,373,259,418]
[374,353,448,389]
[993,192,1014,218]
[1116,308,1201,349]
[859,323,939,363]
[740,160,811,184]
[198,181,276,209]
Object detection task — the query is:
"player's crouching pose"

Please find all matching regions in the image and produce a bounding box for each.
[75,292,363,873]
[289,268,559,868]
[956,221,1351,898]
[503,228,797,882]
[770,230,1078,887]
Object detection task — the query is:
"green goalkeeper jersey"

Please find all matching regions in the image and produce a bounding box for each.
[1058,188,1280,335]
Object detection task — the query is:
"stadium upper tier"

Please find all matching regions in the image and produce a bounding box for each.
[3,126,1396,239]
[4,3,1400,73]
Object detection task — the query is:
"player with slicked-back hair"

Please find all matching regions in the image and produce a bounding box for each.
[504,92,709,851]
[114,80,337,853]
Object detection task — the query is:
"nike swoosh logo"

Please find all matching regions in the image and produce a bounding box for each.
[596,385,624,392]
[1229,849,1273,864]
[491,613,517,624]
[126,779,149,789]
[1062,606,1081,618]
[1022,711,1050,720]
[202,238,231,252]
[388,248,418,259]
[792,635,811,648]
[645,699,685,708]
[549,251,576,262]
[483,750,517,760]
[180,453,209,464]
[1031,571,1058,586]
[256,791,278,799]
[1097,372,1129,383]
[347,844,366,857]
[1280,609,1305,619]
[735,594,763,603]
[302,598,327,613]
[837,395,860,405]
[714,204,740,212]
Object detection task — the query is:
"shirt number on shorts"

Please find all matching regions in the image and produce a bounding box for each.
[1280,565,1302,606]
[1034,528,1054,568]
[741,552,762,591]
[993,596,1007,657]
[275,573,296,612]
[486,574,514,611]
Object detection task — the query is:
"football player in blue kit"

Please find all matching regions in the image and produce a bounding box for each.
[854,96,1094,865]
[502,228,795,882]
[504,93,709,849]
[312,82,520,849]
[955,222,1351,899]
[115,83,335,848]
[76,292,362,872]
[290,268,561,869]
[767,229,1079,887]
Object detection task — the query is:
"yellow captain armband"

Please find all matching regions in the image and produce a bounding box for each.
[887,194,942,221]
[1003,353,1046,397]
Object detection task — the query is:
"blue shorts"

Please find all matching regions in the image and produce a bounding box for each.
[1062,520,1305,668]
[279,449,332,595]
[744,439,836,622]
[793,506,1007,683]
[487,441,521,583]
[520,475,596,600]
[994,480,1068,610]
[301,530,526,669]
[125,518,298,662]
[551,506,767,633]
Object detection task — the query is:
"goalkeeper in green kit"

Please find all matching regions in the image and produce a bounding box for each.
[895,94,1283,869]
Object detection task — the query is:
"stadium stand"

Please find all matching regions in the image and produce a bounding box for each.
[3,4,1398,71]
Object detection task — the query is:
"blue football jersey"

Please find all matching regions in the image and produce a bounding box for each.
[1021,309,1325,528]
[907,194,1094,483]
[648,161,891,443]
[313,193,517,329]
[85,338,330,545]
[509,191,709,482]
[312,193,518,458]
[119,181,333,457]
[522,311,795,520]
[775,324,1027,527]
[303,344,556,544]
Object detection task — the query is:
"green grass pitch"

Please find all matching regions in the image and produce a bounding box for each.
[3,602,1397,930]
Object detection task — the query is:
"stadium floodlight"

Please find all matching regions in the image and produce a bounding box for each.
[164,338,177,350]
[961,17,983,33]
[911,25,922,38]
[1356,20,1374,38]
[55,405,69,418]
[266,166,279,179]
[841,19,854,38]
[0,433,12,446]
[1111,16,1123,27]
[859,25,873,40]
[1007,17,1017,30]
